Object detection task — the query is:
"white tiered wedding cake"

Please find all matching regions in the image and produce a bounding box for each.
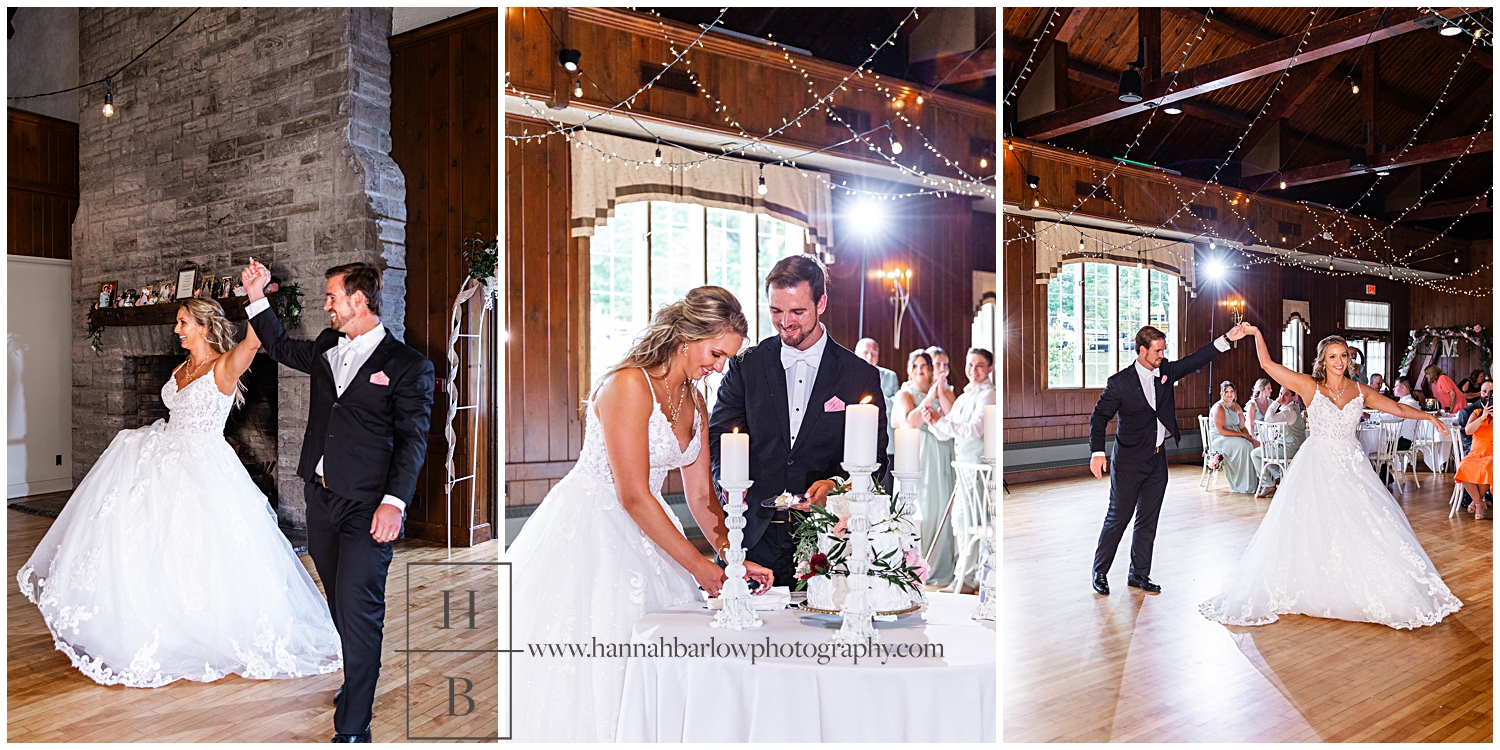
[790,486,927,613]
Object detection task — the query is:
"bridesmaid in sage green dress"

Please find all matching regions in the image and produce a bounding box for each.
[1209,381,1259,493]
[896,350,957,587]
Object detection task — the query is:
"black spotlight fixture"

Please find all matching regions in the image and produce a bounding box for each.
[1349,122,1371,171]
[1118,36,1146,103]
[558,49,581,72]
[1026,174,1040,189]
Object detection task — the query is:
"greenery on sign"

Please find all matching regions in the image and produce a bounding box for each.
[462,233,499,282]
[1397,325,1492,376]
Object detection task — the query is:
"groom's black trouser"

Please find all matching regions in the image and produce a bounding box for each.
[1093,448,1169,579]
[306,479,395,735]
[746,520,798,588]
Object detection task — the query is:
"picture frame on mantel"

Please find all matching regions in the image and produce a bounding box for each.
[175,263,199,300]
[97,281,117,308]
[199,273,215,298]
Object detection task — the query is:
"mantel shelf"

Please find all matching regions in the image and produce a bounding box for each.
[89,294,279,328]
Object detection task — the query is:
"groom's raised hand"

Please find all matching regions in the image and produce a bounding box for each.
[1225,322,1250,341]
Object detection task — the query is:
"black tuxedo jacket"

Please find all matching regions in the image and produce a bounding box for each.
[250,307,435,506]
[1089,338,1226,459]
[709,333,889,552]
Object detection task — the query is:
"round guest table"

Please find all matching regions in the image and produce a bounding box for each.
[614,592,996,742]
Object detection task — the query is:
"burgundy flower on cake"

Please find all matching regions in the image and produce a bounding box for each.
[800,553,830,580]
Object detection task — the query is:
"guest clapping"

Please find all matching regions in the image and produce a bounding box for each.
[1209,381,1259,493]
[895,350,957,587]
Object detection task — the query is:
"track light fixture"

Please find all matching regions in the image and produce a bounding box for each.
[1118,36,1146,103]
[558,49,581,72]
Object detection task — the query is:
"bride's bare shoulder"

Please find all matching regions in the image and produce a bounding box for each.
[593,367,652,409]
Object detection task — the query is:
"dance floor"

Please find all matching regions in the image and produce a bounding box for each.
[7,509,501,742]
[1003,465,1492,742]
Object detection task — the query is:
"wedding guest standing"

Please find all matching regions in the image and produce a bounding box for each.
[927,347,996,589]
[1424,365,1468,413]
[1209,381,1259,494]
[895,349,957,587]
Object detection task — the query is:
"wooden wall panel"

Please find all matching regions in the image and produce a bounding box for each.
[8,108,78,259]
[390,9,499,544]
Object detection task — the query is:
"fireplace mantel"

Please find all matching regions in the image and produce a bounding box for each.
[89,293,283,328]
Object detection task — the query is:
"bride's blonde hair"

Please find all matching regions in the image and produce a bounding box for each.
[179,298,247,406]
[1310,335,1350,384]
[606,286,748,382]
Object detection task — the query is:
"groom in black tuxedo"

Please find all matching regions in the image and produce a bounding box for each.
[1089,323,1247,595]
[244,260,434,743]
[709,254,888,587]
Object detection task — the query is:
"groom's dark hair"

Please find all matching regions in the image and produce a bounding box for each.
[1134,326,1166,354]
[326,262,382,316]
[765,253,827,303]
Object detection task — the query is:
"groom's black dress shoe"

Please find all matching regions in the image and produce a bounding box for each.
[1127,575,1162,593]
[333,685,343,705]
[1092,573,1109,595]
[329,727,370,743]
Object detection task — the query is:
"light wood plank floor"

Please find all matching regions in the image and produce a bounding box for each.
[8,509,502,742]
[1003,465,1492,742]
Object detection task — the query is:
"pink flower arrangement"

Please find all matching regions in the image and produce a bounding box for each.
[903,546,931,582]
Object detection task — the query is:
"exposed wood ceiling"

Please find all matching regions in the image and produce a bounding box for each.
[1003,7,1493,240]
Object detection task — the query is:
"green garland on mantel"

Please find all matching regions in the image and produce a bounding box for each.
[1397,325,1492,376]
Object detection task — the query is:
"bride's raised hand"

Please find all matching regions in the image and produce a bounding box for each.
[693,561,728,598]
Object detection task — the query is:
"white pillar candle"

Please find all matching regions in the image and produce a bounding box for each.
[721,429,750,484]
[983,405,999,460]
[894,428,920,472]
[843,399,879,465]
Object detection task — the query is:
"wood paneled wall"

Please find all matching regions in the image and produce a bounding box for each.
[1004,214,1428,465]
[1408,247,1493,387]
[8,108,78,259]
[390,9,498,544]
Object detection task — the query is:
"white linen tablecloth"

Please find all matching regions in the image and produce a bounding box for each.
[615,592,996,742]
[1359,415,1459,471]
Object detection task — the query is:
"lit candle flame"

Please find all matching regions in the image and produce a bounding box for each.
[732,427,740,434]
[861,395,873,404]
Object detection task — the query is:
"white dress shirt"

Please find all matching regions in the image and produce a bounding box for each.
[931,376,996,442]
[1382,394,1423,441]
[247,297,405,511]
[1094,336,1229,458]
[782,324,829,449]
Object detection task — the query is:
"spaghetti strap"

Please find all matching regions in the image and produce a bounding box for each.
[639,367,658,401]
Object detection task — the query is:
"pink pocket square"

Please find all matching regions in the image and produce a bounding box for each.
[824,396,846,412]
[1161,375,1168,384]
[370,371,390,386]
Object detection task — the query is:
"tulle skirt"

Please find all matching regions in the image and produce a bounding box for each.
[17,420,343,687]
[1200,433,1462,630]
[508,468,702,742]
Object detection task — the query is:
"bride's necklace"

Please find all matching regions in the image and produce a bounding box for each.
[650,368,689,426]
[183,353,216,382]
[1324,377,1351,404]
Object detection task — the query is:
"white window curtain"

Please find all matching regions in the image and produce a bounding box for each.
[568,129,834,255]
[1032,222,1199,297]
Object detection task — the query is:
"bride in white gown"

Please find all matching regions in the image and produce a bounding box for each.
[1200,327,1460,630]
[509,286,775,742]
[17,298,342,687]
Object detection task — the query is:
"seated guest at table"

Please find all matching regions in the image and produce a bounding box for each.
[1251,386,1306,497]
[927,347,996,591]
[1349,349,1367,385]
[1424,364,1468,413]
[1369,373,1388,396]
[1377,377,1424,483]
[1245,377,1274,435]
[896,349,957,587]
[1456,397,1494,520]
[1209,381,1259,494]
[1459,368,1489,400]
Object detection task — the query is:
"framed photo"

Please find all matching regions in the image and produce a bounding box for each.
[199,273,215,298]
[157,280,175,303]
[139,286,155,305]
[220,275,234,298]
[175,264,198,300]
[97,281,118,308]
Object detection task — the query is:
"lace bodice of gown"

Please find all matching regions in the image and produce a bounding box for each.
[160,372,233,435]
[572,373,702,495]
[1305,391,1363,443]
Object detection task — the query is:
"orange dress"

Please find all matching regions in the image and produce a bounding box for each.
[1456,419,1493,485]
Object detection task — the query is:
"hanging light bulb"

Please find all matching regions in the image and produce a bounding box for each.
[979,157,989,169]
[1079,234,1086,251]
[1279,177,1287,190]
[757,164,767,196]
[573,79,583,98]
[1032,196,1040,208]
[916,95,924,105]
[1351,82,1360,95]
[889,135,902,155]
[102,76,115,118]
[654,146,662,166]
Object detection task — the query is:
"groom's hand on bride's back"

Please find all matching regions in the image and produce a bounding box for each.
[1090,455,1108,478]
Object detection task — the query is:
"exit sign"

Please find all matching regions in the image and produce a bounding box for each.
[1365,284,1376,295]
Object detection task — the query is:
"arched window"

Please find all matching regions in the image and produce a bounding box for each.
[588,201,805,390]
[1046,261,1179,388]
[1281,315,1306,373]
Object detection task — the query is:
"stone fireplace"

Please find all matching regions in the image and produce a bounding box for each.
[71,8,406,531]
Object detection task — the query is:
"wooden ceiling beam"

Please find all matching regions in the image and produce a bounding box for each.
[1274,131,1492,188]
[1005,9,1071,99]
[1396,194,1490,223]
[1163,7,1278,48]
[1239,52,1347,155]
[913,47,997,86]
[1054,8,1089,45]
[1140,9,1161,81]
[1020,7,1439,140]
